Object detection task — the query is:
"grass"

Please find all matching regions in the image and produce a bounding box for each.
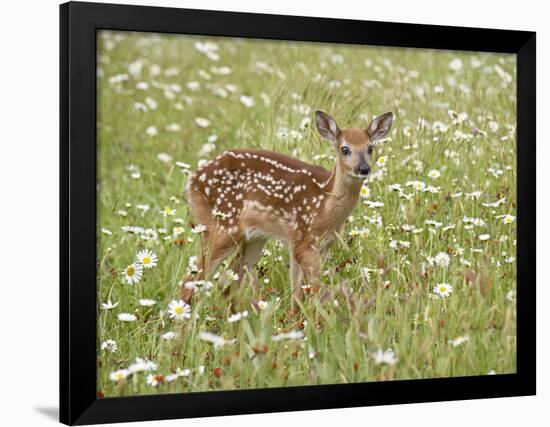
[96,31,517,397]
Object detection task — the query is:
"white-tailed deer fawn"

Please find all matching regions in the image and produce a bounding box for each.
[181,110,393,312]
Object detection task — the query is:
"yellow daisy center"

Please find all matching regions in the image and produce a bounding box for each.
[127,266,135,276]
[174,306,184,314]
[143,257,151,265]
[439,286,447,293]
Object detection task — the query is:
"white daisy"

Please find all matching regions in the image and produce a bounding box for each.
[226,270,239,281]
[198,331,237,348]
[227,310,248,323]
[373,348,399,365]
[360,184,371,198]
[136,249,158,269]
[117,313,137,322]
[138,299,156,307]
[124,263,143,284]
[191,224,207,234]
[128,357,157,373]
[109,369,131,382]
[434,283,453,298]
[194,117,211,128]
[434,252,451,267]
[146,374,163,387]
[145,126,158,137]
[239,95,254,107]
[376,156,387,167]
[502,214,516,224]
[162,331,177,340]
[479,234,491,241]
[160,207,176,216]
[100,339,118,353]
[427,169,441,179]
[100,300,118,310]
[272,331,304,341]
[448,335,469,347]
[167,299,191,321]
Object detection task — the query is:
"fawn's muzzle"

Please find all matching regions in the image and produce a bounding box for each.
[357,164,371,176]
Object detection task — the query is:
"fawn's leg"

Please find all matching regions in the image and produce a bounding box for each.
[289,248,304,315]
[229,238,267,288]
[226,238,267,309]
[293,240,321,301]
[181,230,240,303]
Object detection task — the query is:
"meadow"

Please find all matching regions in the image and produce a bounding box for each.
[96,31,517,397]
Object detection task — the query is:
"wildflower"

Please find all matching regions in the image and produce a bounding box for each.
[272,331,304,341]
[167,300,191,321]
[506,289,516,302]
[360,184,371,198]
[427,169,441,179]
[502,214,516,224]
[129,357,157,373]
[376,156,387,167]
[146,374,164,387]
[448,58,463,71]
[198,331,237,348]
[157,152,173,163]
[173,226,185,236]
[448,336,469,347]
[434,252,451,267]
[299,117,311,130]
[124,263,143,284]
[160,207,176,216]
[373,348,399,365]
[145,126,158,137]
[109,369,131,382]
[191,224,207,234]
[100,300,119,310]
[479,234,491,241]
[136,249,158,269]
[434,283,453,298]
[226,270,239,281]
[183,280,214,292]
[406,180,426,191]
[101,339,118,353]
[359,228,370,238]
[162,331,177,340]
[228,310,249,323]
[349,229,360,237]
[239,95,254,107]
[194,117,211,128]
[482,198,506,208]
[257,300,268,310]
[117,313,137,322]
[138,299,156,306]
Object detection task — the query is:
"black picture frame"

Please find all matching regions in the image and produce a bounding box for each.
[60,1,536,424]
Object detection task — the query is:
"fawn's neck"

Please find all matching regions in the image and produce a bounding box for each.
[321,163,363,227]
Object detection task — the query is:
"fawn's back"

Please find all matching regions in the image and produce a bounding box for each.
[186,148,332,243]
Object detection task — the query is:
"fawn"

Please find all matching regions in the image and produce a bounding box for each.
[181,110,393,312]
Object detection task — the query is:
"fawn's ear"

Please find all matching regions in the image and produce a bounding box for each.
[315,111,341,144]
[367,112,393,141]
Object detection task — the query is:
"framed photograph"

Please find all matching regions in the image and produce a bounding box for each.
[60,1,536,424]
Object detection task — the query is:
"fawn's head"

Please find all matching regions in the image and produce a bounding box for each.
[315,110,393,179]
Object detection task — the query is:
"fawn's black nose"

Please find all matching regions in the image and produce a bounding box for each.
[358,165,371,176]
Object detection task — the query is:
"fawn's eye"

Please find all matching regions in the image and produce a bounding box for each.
[341,146,350,156]
[368,146,374,154]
